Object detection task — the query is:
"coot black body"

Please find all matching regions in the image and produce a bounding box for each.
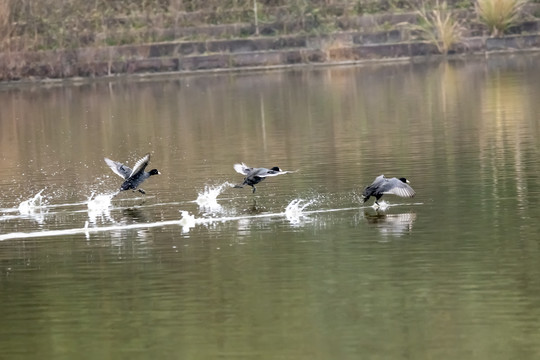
[105,153,160,194]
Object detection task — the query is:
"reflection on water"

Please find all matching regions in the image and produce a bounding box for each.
[120,207,150,223]
[1,53,540,359]
[363,209,417,238]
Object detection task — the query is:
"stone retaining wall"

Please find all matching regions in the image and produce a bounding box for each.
[1,33,540,81]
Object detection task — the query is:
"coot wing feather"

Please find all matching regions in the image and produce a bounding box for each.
[256,169,287,177]
[129,153,150,179]
[381,178,416,198]
[105,158,132,179]
[234,163,252,176]
[362,175,386,194]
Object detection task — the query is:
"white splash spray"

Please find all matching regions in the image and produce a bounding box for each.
[17,190,47,222]
[18,189,47,223]
[372,200,390,211]
[18,189,46,213]
[87,192,115,224]
[285,198,316,225]
[195,182,233,214]
[179,210,197,233]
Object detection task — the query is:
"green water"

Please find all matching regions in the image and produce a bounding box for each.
[1,53,540,359]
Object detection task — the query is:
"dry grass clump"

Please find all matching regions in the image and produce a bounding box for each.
[0,0,14,50]
[476,0,526,37]
[413,1,464,55]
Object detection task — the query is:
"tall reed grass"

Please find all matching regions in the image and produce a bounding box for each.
[476,0,526,37]
[413,1,464,55]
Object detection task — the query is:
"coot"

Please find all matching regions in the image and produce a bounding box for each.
[104,153,160,194]
[233,163,291,193]
[362,175,415,205]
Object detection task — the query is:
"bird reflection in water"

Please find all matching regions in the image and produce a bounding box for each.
[243,199,268,215]
[121,207,149,223]
[363,209,417,237]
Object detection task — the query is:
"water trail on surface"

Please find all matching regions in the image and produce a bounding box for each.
[365,200,424,211]
[195,182,234,214]
[0,196,424,241]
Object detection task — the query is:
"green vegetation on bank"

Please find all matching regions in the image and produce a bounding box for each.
[413,1,465,54]
[477,0,527,36]
[0,0,535,53]
[0,0,538,81]
[4,0,367,51]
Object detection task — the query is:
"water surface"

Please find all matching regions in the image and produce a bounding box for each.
[1,53,540,359]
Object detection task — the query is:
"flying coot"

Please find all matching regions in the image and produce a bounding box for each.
[362,174,415,206]
[104,153,160,194]
[233,163,292,193]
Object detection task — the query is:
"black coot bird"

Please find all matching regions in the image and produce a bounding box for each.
[104,153,160,194]
[233,163,292,193]
[362,175,415,206]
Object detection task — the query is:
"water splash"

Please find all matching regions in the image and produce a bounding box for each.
[195,182,233,214]
[179,210,197,233]
[18,189,46,212]
[18,189,47,223]
[372,200,390,211]
[87,192,115,224]
[84,221,90,240]
[285,198,316,225]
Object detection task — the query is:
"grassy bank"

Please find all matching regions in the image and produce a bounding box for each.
[0,0,463,52]
[0,0,538,81]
